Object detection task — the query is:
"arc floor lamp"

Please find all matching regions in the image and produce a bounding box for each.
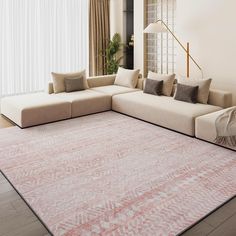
[144,19,202,78]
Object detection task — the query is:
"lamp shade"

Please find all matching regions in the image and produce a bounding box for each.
[143,21,167,33]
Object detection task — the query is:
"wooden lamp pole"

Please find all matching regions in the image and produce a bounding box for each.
[187,42,190,78]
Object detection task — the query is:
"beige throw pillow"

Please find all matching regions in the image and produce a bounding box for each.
[147,71,176,96]
[178,78,212,104]
[51,70,88,93]
[114,67,140,88]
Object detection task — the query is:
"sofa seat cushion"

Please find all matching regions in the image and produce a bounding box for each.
[91,85,140,96]
[112,91,222,136]
[53,89,111,118]
[1,93,71,128]
[195,108,236,150]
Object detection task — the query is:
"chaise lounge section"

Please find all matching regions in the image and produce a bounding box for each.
[1,93,71,128]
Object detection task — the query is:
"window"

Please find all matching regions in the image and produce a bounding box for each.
[145,0,176,75]
[0,0,88,97]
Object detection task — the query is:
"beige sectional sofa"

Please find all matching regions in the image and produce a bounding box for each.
[0,74,233,148]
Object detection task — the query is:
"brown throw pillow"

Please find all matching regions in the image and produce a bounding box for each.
[174,83,199,103]
[144,79,163,96]
[65,76,84,92]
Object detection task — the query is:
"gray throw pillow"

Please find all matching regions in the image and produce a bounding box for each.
[64,76,85,92]
[177,78,212,104]
[144,79,163,96]
[174,83,199,103]
[147,71,176,96]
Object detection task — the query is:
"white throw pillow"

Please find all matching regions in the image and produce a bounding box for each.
[178,78,212,104]
[51,70,88,93]
[114,67,140,88]
[147,71,176,96]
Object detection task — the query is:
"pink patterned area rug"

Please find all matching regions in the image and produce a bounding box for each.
[0,111,236,236]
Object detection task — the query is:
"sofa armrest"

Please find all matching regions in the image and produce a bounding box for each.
[137,78,144,90]
[87,75,116,88]
[208,89,232,108]
[46,82,54,94]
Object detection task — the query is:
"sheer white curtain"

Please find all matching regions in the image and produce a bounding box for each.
[0,0,88,97]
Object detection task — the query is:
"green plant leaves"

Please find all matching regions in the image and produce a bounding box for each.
[103,33,123,74]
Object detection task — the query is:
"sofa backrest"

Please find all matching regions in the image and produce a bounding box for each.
[87,74,143,89]
[142,78,232,109]
[48,75,232,108]
[87,75,116,88]
[47,74,144,94]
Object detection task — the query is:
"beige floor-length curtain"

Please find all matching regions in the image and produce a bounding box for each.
[89,0,110,76]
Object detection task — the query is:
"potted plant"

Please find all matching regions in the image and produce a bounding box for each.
[104,33,124,74]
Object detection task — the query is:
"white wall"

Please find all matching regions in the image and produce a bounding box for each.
[111,0,145,70]
[176,0,236,104]
[110,0,124,39]
[134,0,145,74]
[110,0,125,64]
[133,0,236,104]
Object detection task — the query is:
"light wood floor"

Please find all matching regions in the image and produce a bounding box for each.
[0,173,51,236]
[0,114,15,128]
[181,197,236,236]
[0,115,235,236]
